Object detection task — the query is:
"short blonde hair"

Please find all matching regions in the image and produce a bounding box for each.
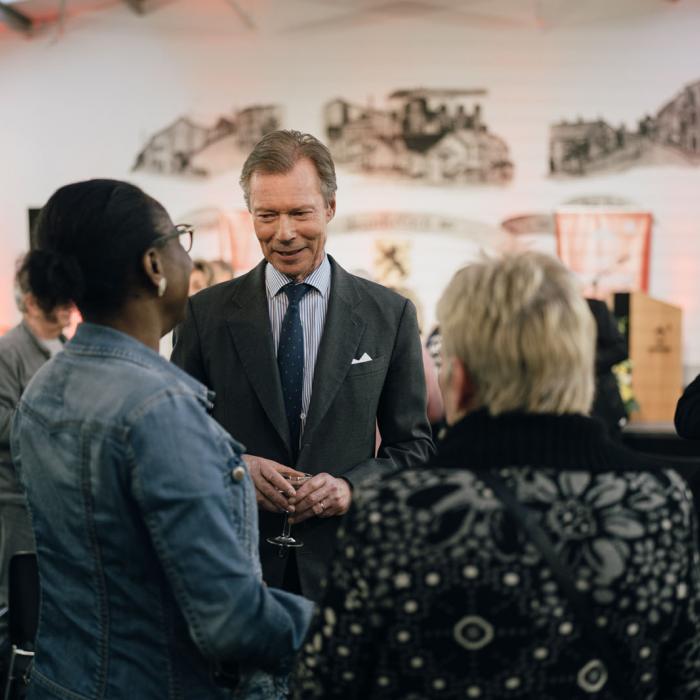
[437,251,595,415]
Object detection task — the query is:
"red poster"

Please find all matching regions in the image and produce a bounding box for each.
[555,209,652,299]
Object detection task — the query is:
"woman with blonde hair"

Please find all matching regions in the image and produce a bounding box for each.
[294,251,700,700]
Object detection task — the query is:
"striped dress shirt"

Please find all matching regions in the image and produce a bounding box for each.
[265,255,331,440]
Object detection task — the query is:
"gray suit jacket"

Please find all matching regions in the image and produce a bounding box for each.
[171,256,434,601]
[1,321,54,488]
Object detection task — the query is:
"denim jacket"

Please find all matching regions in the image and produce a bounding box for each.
[11,323,313,700]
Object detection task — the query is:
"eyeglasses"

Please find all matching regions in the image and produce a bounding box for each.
[153,224,194,253]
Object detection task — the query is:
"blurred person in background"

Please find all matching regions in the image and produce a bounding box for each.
[211,258,235,284]
[189,258,215,296]
[294,251,700,700]
[675,372,700,439]
[11,179,312,700]
[160,258,217,358]
[0,253,73,677]
[586,298,629,440]
[389,285,443,428]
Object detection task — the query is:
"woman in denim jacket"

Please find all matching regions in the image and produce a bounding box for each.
[11,180,313,699]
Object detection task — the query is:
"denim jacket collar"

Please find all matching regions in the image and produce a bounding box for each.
[67,322,215,410]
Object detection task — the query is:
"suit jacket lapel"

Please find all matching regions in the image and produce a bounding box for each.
[227,261,290,452]
[302,258,365,448]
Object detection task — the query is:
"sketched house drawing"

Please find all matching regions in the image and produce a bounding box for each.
[655,81,700,155]
[133,105,281,178]
[325,88,513,185]
[550,80,700,177]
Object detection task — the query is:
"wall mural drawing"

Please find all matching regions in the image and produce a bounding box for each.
[327,212,508,335]
[550,80,700,177]
[374,238,411,288]
[324,88,514,185]
[133,105,282,177]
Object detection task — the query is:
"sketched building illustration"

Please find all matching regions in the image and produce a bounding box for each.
[550,80,700,176]
[325,88,513,185]
[655,82,700,155]
[133,105,280,177]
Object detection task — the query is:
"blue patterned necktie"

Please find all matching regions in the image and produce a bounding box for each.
[277,282,311,461]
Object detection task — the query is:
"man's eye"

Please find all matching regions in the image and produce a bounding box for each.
[258,213,276,221]
[294,211,311,218]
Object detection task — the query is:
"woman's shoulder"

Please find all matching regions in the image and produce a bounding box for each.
[356,468,477,509]
[50,347,213,436]
[348,468,490,548]
[358,463,692,505]
[350,464,695,552]
[512,466,693,517]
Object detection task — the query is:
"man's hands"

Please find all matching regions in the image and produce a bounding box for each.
[244,456,353,522]
[243,455,306,513]
[288,473,352,524]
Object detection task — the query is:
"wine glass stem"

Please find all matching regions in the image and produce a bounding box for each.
[282,511,292,538]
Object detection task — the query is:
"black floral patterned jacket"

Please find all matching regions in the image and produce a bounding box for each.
[293,411,700,699]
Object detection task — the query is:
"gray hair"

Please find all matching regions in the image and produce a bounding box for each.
[239,130,337,209]
[437,251,595,415]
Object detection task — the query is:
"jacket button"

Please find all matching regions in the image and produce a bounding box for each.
[231,466,246,482]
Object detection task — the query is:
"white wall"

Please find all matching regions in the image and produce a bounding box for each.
[2,0,700,372]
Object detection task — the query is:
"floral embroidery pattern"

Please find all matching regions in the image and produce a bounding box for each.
[293,467,700,700]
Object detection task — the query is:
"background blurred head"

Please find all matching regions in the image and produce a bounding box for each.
[14,252,74,339]
[189,258,215,296]
[437,251,595,425]
[30,179,191,335]
[210,259,234,284]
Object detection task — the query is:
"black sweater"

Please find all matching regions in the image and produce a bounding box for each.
[294,411,700,700]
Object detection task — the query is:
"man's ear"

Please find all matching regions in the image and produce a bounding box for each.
[326,197,336,222]
[23,292,40,317]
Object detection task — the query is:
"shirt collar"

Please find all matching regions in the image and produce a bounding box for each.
[265,254,331,299]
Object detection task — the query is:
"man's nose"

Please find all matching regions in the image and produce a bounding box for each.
[276,215,295,242]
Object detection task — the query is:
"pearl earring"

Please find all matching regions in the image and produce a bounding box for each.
[157,278,168,297]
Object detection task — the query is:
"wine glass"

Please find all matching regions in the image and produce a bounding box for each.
[267,473,311,557]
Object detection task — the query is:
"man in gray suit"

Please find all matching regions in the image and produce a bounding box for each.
[0,254,72,667]
[172,130,433,601]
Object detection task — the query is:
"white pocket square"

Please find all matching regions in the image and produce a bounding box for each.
[351,353,372,365]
